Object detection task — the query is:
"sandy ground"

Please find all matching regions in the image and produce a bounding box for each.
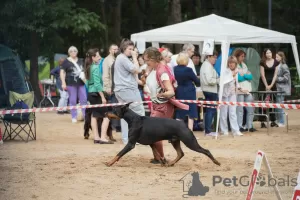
[0,110,300,200]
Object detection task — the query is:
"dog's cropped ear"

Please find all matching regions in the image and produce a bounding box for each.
[125,102,134,107]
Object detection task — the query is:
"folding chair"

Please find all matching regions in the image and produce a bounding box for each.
[1,91,36,142]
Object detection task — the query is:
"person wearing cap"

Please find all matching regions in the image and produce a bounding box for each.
[200,51,219,136]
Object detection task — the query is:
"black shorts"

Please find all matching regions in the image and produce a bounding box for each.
[87,93,108,118]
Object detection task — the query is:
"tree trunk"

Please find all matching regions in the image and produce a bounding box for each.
[168,0,182,25]
[101,0,108,49]
[49,56,54,72]
[136,0,145,32]
[200,0,209,16]
[189,0,198,18]
[29,31,41,104]
[112,0,122,43]
[168,0,182,53]
[212,0,225,16]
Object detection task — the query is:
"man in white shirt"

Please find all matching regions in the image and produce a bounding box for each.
[200,51,219,137]
[170,43,197,75]
[102,44,120,131]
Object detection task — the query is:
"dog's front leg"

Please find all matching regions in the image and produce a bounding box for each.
[105,142,136,167]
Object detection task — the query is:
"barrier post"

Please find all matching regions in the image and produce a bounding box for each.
[292,170,300,200]
[246,150,283,200]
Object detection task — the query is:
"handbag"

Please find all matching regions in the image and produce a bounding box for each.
[67,57,86,82]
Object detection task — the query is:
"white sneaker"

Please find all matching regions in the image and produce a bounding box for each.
[72,118,77,123]
[278,123,285,127]
[233,131,243,136]
[205,132,217,137]
[222,132,229,136]
[0,140,3,145]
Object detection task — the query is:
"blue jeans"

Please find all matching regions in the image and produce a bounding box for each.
[107,93,121,130]
[276,95,285,124]
[203,92,218,134]
[139,89,144,101]
[237,94,254,129]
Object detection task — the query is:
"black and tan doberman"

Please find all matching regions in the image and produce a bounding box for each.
[104,103,221,167]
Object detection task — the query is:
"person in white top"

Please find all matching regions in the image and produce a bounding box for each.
[220,56,244,136]
[233,49,255,132]
[170,43,197,75]
[200,51,219,136]
[161,49,174,75]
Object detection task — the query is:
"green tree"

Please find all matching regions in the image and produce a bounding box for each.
[0,0,105,102]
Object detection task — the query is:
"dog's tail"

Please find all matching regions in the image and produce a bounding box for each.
[180,130,221,166]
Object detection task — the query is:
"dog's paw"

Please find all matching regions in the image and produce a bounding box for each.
[167,163,175,167]
[160,163,168,167]
[104,162,112,167]
[213,160,221,166]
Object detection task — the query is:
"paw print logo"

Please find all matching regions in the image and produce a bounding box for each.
[256,175,266,186]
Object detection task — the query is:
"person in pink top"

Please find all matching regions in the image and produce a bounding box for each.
[144,47,188,164]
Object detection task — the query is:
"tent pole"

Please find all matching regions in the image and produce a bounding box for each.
[268,0,272,29]
[215,41,231,140]
[291,41,300,80]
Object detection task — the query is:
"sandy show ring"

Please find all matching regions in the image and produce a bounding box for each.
[0,110,299,200]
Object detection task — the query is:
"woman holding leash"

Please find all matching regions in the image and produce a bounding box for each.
[144,47,188,164]
[84,48,113,144]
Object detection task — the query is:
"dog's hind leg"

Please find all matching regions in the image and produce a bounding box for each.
[180,131,221,166]
[168,140,184,166]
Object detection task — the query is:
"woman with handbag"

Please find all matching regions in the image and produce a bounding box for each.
[144,47,188,164]
[84,48,113,144]
[60,46,87,123]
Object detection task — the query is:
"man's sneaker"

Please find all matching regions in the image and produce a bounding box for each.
[240,127,247,132]
[278,123,285,127]
[205,132,217,137]
[233,131,243,136]
[72,118,77,123]
[249,128,257,132]
[222,132,229,136]
[271,122,279,127]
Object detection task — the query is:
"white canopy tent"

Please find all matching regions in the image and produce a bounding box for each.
[131,14,300,137]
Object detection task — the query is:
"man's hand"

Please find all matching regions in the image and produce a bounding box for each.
[105,89,112,96]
